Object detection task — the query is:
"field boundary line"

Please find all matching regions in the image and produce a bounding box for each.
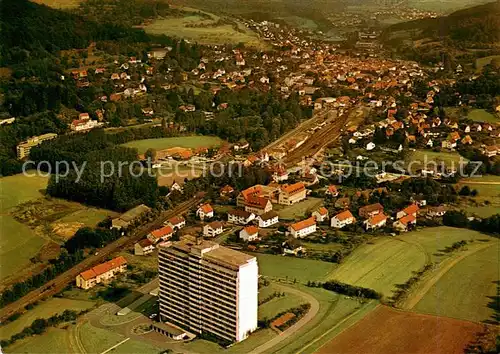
[403,241,498,309]
[297,302,379,354]
[100,337,130,354]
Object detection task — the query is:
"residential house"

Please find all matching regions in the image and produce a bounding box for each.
[483,146,498,158]
[166,216,186,230]
[312,207,329,222]
[331,210,356,229]
[239,226,259,242]
[237,185,264,206]
[396,204,419,220]
[363,213,388,230]
[278,183,307,205]
[244,196,273,216]
[227,209,255,225]
[203,221,224,237]
[289,217,316,238]
[461,135,473,145]
[282,238,304,256]
[257,211,279,228]
[76,256,127,290]
[134,239,155,256]
[366,142,376,151]
[393,215,416,232]
[148,225,174,244]
[196,204,214,220]
[325,185,339,197]
[359,203,384,218]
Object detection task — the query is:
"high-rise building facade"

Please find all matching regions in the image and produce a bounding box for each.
[158,238,258,342]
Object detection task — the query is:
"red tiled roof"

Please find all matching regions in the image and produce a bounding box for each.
[138,239,154,248]
[245,196,270,209]
[281,182,306,195]
[151,225,173,239]
[367,213,387,226]
[207,221,223,229]
[168,216,185,225]
[359,203,384,214]
[243,225,258,235]
[328,185,338,194]
[402,204,419,216]
[317,207,328,216]
[290,217,316,231]
[334,210,355,221]
[79,256,127,281]
[199,203,213,213]
[398,214,416,225]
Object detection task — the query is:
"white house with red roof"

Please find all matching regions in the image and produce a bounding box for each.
[325,185,339,197]
[244,196,273,215]
[312,207,329,222]
[134,239,155,256]
[363,213,388,230]
[393,214,416,232]
[289,217,316,238]
[166,216,186,230]
[76,256,127,290]
[257,211,279,228]
[331,210,356,228]
[239,226,259,242]
[203,221,224,237]
[396,204,419,220]
[196,203,214,220]
[148,225,174,244]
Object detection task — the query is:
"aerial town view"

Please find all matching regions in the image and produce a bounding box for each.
[0,0,499,353]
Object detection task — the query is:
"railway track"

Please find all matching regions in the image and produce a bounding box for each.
[283,110,350,167]
[0,197,201,322]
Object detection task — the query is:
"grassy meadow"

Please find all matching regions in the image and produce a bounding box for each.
[413,241,499,323]
[121,136,223,154]
[406,149,468,173]
[467,109,499,123]
[276,197,323,220]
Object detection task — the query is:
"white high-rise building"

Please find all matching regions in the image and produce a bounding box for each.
[158,237,258,343]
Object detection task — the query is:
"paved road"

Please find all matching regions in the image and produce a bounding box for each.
[0,198,200,322]
[249,284,320,354]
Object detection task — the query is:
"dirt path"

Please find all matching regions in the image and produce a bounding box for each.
[248,284,320,354]
[402,241,498,309]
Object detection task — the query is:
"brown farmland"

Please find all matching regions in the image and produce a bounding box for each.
[316,306,485,354]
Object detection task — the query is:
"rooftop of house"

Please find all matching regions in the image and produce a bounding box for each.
[243,225,259,235]
[79,256,127,281]
[334,210,355,221]
[199,203,214,214]
[366,213,387,225]
[207,221,224,229]
[245,195,271,209]
[281,182,306,195]
[290,217,316,231]
[151,225,173,239]
[398,214,416,225]
[228,209,253,218]
[359,203,384,214]
[402,204,419,216]
[259,210,279,221]
[168,216,185,225]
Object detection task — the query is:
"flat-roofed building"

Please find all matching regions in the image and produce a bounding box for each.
[158,237,258,343]
[16,133,57,159]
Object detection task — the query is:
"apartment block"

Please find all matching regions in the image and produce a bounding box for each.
[158,238,258,343]
[16,133,57,159]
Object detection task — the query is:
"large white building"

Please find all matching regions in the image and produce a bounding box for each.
[158,237,258,343]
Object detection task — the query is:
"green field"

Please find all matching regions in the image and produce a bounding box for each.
[0,298,95,340]
[258,284,307,320]
[459,175,500,217]
[414,242,499,323]
[475,55,500,71]
[122,136,223,154]
[145,11,266,48]
[467,109,499,123]
[255,253,336,283]
[0,174,114,282]
[276,198,323,220]
[0,174,48,211]
[6,327,73,353]
[328,227,491,298]
[406,149,468,172]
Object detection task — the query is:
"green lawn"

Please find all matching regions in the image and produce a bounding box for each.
[6,327,73,353]
[0,298,95,340]
[258,284,307,320]
[276,198,323,220]
[255,253,336,283]
[56,207,117,227]
[406,149,468,172]
[145,14,266,49]
[328,227,494,299]
[0,215,45,282]
[414,241,499,323]
[122,136,223,154]
[475,55,500,71]
[467,109,499,123]
[0,174,48,212]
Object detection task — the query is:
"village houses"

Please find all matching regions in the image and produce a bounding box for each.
[76,256,127,290]
[196,203,214,220]
[148,225,174,244]
[240,226,259,242]
[257,211,279,228]
[227,209,255,225]
[289,217,317,238]
[331,210,356,229]
[203,221,224,237]
[134,239,155,256]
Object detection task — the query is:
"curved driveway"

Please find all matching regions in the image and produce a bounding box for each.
[249,284,320,354]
